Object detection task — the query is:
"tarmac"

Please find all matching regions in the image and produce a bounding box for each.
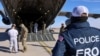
[0,28,59,56]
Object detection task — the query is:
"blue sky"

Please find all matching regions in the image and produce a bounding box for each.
[51,0,100,28]
[0,0,100,28]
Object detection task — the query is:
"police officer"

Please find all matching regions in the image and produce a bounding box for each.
[20,23,28,52]
[8,24,18,53]
[52,6,100,56]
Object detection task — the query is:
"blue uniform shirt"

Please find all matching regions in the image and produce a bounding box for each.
[52,22,100,56]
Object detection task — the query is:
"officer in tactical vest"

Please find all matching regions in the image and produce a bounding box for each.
[20,23,28,52]
[52,6,100,56]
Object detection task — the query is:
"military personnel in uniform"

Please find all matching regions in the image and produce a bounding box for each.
[30,22,33,33]
[20,23,28,52]
[42,21,46,34]
[52,6,100,56]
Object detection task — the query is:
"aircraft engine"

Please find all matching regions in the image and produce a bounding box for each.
[0,10,11,25]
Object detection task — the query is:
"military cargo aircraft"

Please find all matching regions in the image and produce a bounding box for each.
[0,0,66,32]
[0,0,100,32]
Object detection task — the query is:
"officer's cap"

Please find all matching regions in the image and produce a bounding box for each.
[72,6,89,17]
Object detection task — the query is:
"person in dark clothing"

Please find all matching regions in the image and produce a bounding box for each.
[64,19,71,30]
[59,23,65,34]
[52,6,100,56]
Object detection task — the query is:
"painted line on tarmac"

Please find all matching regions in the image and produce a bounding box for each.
[39,41,52,55]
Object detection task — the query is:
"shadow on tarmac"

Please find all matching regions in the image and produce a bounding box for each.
[0,46,10,53]
[0,32,10,41]
[28,44,53,48]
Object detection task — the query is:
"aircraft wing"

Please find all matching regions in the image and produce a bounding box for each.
[58,12,71,18]
[89,14,100,18]
[58,12,100,18]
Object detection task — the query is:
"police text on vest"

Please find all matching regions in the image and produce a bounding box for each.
[76,47,99,56]
[74,35,99,45]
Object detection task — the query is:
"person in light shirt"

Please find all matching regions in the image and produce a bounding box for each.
[34,22,38,33]
[8,24,18,53]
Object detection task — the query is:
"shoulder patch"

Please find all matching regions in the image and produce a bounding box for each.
[58,36,64,41]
